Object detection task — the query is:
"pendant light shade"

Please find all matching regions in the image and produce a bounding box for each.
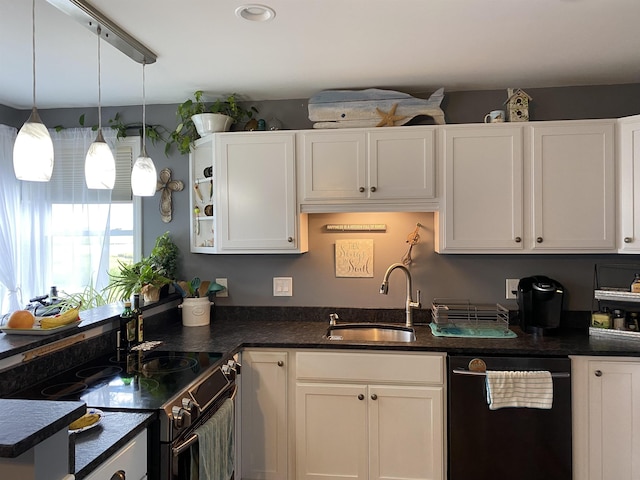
[85,128,115,189]
[14,0,54,182]
[85,25,115,190]
[131,62,157,196]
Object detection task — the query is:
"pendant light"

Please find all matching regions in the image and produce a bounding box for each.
[85,25,116,190]
[13,0,54,182]
[131,62,157,196]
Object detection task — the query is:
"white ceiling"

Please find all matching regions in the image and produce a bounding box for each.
[1,0,639,110]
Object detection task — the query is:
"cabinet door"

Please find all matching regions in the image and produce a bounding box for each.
[436,126,524,252]
[296,383,368,480]
[216,133,301,251]
[618,115,640,252]
[299,131,367,200]
[530,122,616,251]
[587,360,640,480]
[368,128,436,200]
[190,136,216,253]
[241,351,288,480]
[368,385,444,480]
[84,430,147,480]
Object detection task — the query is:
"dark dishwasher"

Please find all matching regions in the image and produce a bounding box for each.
[448,355,572,480]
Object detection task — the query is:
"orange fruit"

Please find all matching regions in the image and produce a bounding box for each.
[7,309,35,329]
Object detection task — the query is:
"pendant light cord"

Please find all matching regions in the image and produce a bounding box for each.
[142,61,147,150]
[97,25,103,131]
[31,0,36,108]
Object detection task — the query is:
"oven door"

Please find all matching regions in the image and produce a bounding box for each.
[169,384,237,480]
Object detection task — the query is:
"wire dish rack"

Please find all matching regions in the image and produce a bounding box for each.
[430,299,513,338]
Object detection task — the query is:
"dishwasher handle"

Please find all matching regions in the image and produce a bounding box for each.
[452,368,570,378]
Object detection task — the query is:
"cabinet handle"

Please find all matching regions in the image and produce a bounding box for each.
[277,360,284,367]
[625,237,633,243]
[536,237,543,243]
[359,187,365,193]
[594,370,602,377]
[358,394,365,400]
[514,236,522,243]
[287,237,293,243]
[371,393,378,400]
[110,471,126,480]
[370,186,377,193]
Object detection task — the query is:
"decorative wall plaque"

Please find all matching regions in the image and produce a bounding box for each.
[335,239,374,278]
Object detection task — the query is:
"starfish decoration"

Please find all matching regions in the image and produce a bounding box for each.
[375,103,407,127]
[156,167,184,223]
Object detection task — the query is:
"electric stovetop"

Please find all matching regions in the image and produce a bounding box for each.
[12,349,224,411]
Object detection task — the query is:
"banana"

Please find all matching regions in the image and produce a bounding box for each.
[40,305,80,329]
[69,412,100,430]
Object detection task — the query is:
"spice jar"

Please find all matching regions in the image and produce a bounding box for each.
[613,309,626,330]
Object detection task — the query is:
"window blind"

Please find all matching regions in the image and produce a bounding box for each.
[49,136,139,204]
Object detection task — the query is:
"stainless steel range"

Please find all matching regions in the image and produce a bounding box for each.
[11,348,239,480]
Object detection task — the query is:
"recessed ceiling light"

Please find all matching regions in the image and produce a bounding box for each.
[235,4,276,22]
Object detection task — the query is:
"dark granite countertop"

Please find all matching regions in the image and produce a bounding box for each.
[146,311,640,357]
[73,411,155,480]
[0,399,85,458]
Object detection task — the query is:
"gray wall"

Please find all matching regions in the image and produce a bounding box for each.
[3,84,640,312]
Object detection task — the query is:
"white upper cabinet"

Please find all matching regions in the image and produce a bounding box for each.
[297,127,438,212]
[189,132,308,254]
[528,121,616,252]
[435,125,524,252]
[436,120,616,253]
[617,114,640,252]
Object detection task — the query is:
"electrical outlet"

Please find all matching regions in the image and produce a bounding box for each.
[215,278,228,297]
[506,279,519,300]
[273,277,293,297]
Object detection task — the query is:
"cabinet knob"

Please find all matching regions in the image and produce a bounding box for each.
[624,237,633,243]
[110,471,126,480]
[277,360,284,367]
[594,370,602,377]
[358,394,365,400]
[514,236,522,243]
[371,393,378,400]
[536,237,543,243]
[287,237,293,243]
[370,186,377,193]
[359,187,365,193]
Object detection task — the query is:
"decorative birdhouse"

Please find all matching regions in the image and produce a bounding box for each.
[504,88,532,122]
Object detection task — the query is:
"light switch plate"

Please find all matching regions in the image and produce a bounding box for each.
[273,277,293,297]
[506,279,519,299]
[216,278,228,297]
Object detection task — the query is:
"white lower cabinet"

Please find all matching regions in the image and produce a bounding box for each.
[240,350,290,480]
[84,430,147,480]
[571,356,640,480]
[295,351,445,480]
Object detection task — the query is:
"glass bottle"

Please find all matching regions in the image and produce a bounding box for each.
[631,273,640,293]
[132,294,144,345]
[120,301,134,352]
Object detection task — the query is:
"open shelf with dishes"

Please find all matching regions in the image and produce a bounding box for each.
[591,263,640,340]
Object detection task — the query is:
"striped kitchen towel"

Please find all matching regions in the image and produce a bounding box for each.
[485,370,553,410]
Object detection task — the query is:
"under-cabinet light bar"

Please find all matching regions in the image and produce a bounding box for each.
[325,224,387,232]
[46,0,157,64]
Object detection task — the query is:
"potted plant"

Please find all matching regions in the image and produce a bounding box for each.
[105,232,179,303]
[169,91,258,155]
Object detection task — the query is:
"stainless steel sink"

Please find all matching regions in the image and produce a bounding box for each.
[325,323,416,342]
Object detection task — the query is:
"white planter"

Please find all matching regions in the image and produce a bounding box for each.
[179,297,213,327]
[192,113,233,137]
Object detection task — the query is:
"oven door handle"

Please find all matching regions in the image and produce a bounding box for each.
[171,384,238,471]
[452,368,570,378]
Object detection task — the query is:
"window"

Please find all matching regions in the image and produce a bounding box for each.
[48,134,142,296]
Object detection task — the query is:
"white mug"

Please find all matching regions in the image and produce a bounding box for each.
[484,110,505,123]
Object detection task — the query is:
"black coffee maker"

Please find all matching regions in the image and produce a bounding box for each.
[517,276,565,335]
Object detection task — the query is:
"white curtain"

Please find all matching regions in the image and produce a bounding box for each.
[0,126,118,313]
[0,125,21,312]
